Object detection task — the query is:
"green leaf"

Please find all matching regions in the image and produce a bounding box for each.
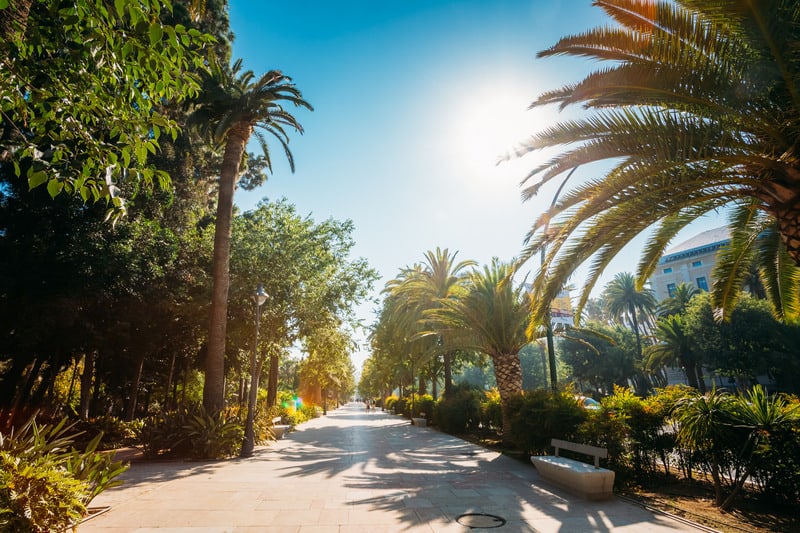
[28,170,48,190]
[0,0,9,9]
[114,0,125,18]
[47,179,64,198]
[149,24,163,46]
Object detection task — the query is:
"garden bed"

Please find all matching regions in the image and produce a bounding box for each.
[457,431,799,533]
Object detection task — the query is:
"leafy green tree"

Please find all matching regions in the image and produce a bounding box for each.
[192,60,312,414]
[229,199,376,409]
[559,323,638,396]
[683,293,800,390]
[512,0,800,325]
[0,0,214,212]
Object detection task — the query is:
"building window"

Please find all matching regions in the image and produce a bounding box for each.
[667,283,677,297]
[696,277,708,291]
[692,260,702,267]
[663,267,672,274]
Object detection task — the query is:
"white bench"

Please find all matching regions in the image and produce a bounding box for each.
[270,416,291,440]
[530,439,615,500]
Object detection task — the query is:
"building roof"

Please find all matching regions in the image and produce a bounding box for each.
[664,226,730,256]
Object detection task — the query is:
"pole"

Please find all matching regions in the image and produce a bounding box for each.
[241,286,266,457]
[542,167,578,393]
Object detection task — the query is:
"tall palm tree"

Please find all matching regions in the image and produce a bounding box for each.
[192,59,312,413]
[394,248,476,398]
[427,259,530,435]
[511,0,800,326]
[603,272,657,360]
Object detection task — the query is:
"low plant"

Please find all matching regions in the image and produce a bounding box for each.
[0,415,127,532]
[384,395,398,411]
[137,406,244,459]
[480,388,503,430]
[434,384,481,433]
[506,389,587,454]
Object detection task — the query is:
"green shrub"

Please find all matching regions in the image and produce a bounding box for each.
[384,395,398,411]
[434,385,481,433]
[480,388,503,430]
[71,415,138,449]
[394,398,409,417]
[0,416,127,531]
[183,409,244,460]
[413,394,435,419]
[137,406,243,459]
[0,452,88,533]
[506,390,587,455]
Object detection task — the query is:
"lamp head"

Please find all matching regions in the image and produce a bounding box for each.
[254,284,268,307]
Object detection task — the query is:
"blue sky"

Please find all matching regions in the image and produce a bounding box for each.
[229,1,725,369]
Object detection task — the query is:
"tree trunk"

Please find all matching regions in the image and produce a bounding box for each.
[491,351,523,436]
[164,351,176,411]
[684,362,700,390]
[12,357,42,414]
[125,354,145,422]
[266,349,279,407]
[79,352,94,419]
[203,124,251,414]
[774,201,800,264]
[443,352,453,398]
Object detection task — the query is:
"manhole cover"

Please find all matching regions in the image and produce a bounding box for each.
[456,513,507,529]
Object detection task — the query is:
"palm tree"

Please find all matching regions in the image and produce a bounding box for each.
[393,248,476,398]
[657,282,700,318]
[192,59,312,413]
[512,1,800,326]
[427,259,530,435]
[603,272,657,360]
[675,388,735,506]
[719,385,800,510]
[645,315,704,392]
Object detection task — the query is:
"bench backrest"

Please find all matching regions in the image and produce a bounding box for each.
[272,416,282,425]
[551,438,607,469]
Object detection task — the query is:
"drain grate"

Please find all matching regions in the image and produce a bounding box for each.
[456,513,507,529]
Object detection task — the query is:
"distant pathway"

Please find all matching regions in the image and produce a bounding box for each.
[81,402,702,532]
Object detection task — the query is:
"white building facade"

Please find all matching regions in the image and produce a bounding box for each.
[649,226,730,302]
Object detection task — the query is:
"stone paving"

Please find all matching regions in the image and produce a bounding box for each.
[80,402,704,532]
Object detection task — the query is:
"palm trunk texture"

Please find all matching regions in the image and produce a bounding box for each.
[492,352,523,436]
[203,123,252,414]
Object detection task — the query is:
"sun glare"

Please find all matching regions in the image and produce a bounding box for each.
[449,84,535,174]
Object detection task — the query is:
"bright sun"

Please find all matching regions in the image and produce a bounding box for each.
[449,83,537,175]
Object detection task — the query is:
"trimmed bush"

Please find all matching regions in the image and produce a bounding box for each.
[434,385,481,433]
[506,390,587,454]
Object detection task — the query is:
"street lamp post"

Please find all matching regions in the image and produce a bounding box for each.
[241,284,268,458]
[542,166,578,392]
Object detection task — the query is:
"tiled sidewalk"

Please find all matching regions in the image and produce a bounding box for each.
[80,403,703,532]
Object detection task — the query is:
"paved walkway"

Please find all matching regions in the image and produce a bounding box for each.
[80,402,703,532]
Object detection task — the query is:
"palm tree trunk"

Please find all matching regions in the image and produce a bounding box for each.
[774,203,800,264]
[203,123,252,414]
[491,352,523,436]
